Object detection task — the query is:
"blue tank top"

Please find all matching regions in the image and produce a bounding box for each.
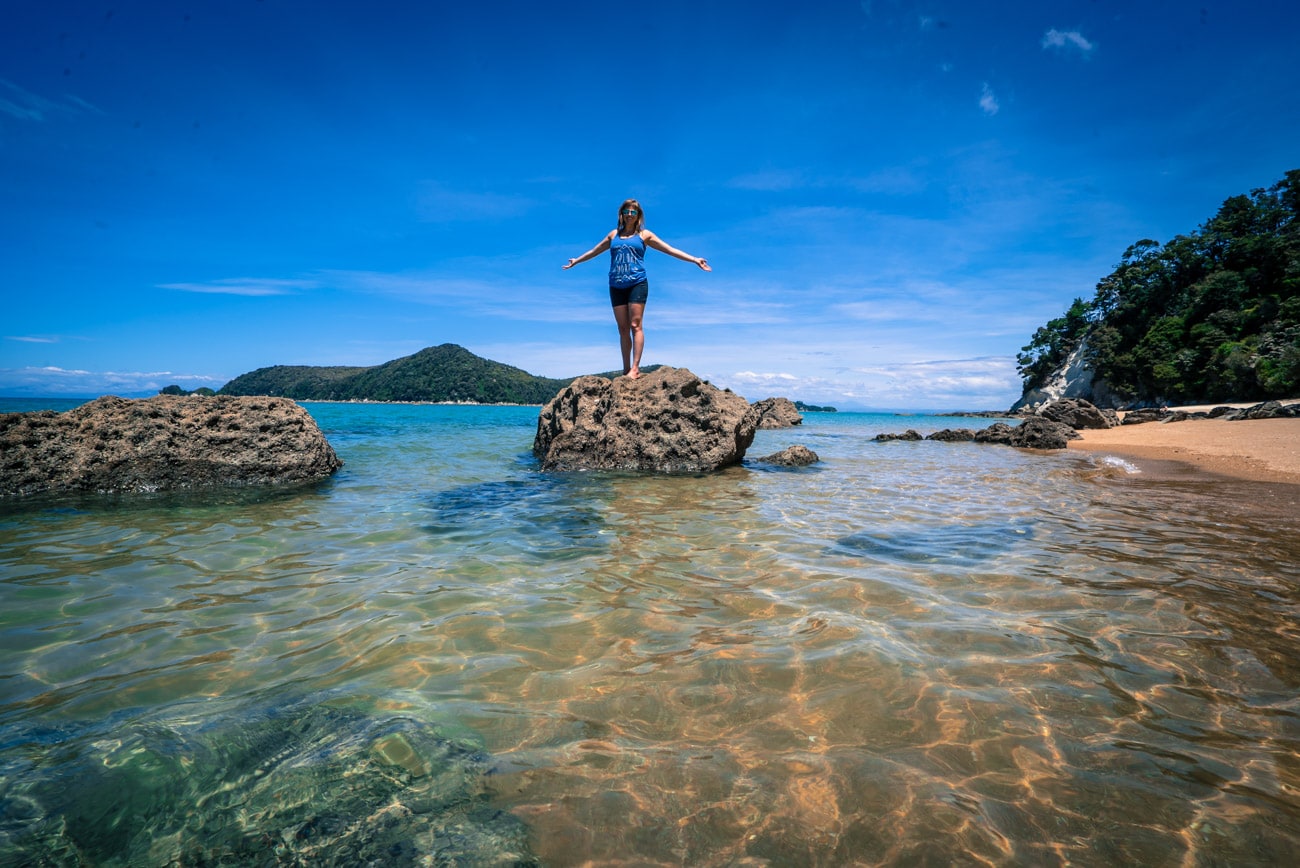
[609,232,646,288]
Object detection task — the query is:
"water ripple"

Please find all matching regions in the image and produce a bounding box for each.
[2,406,1299,865]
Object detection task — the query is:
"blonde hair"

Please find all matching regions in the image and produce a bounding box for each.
[617,198,644,233]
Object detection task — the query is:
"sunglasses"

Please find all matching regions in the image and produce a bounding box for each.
[621,209,639,216]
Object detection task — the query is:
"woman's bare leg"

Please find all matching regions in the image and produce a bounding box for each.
[612,304,633,375]
[627,302,645,378]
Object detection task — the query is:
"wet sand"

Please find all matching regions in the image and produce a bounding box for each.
[1069,402,1300,485]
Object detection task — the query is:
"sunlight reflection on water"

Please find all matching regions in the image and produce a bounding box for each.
[2,403,1299,865]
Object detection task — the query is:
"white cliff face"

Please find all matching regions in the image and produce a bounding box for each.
[1012,339,1119,410]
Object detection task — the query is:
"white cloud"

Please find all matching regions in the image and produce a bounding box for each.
[979,83,999,116]
[415,183,534,221]
[5,335,59,343]
[323,269,609,323]
[1042,29,1095,54]
[727,166,925,196]
[0,79,101,121]
[726,169,807,192]
[733,371,799,383]
[0,366,227,397]
[846,166,926,195]
[708,356,1020,410]
[833,356,1021,409]
[159,278,317,296]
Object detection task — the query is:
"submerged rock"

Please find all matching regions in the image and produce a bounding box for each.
[750,397,803,429]
[0,394,342,497]
[533,367,758,472]
[0,700,536,866]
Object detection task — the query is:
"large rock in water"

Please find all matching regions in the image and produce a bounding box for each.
[751,397,803,429]
[0,394,342,497]
[533,367,758,472]
[754,444,820,466]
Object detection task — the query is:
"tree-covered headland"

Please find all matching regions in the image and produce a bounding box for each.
[1018,169,1299,406]
[216,343,664,404]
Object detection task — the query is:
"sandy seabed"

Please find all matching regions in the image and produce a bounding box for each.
[1069,401,1300,485]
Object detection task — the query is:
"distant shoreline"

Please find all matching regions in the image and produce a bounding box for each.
[296,399,543,407]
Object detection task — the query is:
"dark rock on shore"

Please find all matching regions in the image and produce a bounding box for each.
[974,417,1079,449]
[755,445,820,466]
[751,397,804,429]
[0,394,342,498]
[875,430,923,442]
[876,399,1090,451]
[1037,397,1117,429]
[533,367,758,472]
[1121,407,1169,425]
[936,410,1020,419]
[927,428,977,442]
[1227,400,1298,420]
[1120,400,1299,426]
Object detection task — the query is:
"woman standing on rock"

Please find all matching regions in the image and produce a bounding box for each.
[563,199,711,379]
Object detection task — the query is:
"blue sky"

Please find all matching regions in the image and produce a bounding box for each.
[3,1,1298,410]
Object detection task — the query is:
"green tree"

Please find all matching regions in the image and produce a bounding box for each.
[1024,168,1299,405]
[1016,297,1091,389]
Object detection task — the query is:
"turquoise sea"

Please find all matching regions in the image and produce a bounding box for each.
[2,398,1300,865]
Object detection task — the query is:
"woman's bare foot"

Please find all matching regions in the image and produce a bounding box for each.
[627,367,641,379]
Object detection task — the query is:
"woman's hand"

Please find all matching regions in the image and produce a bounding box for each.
[564,234,613,269]
[695,258,712,272]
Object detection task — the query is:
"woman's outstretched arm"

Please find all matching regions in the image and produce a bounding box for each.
[563,232,615,269]
[643,231,712,271]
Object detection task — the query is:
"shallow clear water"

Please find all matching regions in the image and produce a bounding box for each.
[2,401,1299,865]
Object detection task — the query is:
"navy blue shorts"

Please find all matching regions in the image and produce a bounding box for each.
[609,280,649,307]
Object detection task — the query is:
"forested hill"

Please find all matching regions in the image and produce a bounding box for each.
[218,344,575,404]
[1017,168,1299,406]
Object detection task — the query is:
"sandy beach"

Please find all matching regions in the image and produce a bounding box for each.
[1069,401,1300,485]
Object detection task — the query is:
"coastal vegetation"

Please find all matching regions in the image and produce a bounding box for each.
[218,344,570,404]
[1018,168,1299,405]
[159,385,216,397]
[217,345,672,404]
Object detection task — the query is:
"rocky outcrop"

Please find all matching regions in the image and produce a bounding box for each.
[0,395,342,498]
[927,428,977,442]
[1013,339,1092,410]
[973,417,1079,449]
[1120,400,1300,426]
[533,367,759,472]
[1228,400,1299,420]
[751,397,803,429]
[1037,397,1117,430]
[754,445,820,466]
[1012,337,1126,411]
[1121,408,1170,425]
[874,430,923,442]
